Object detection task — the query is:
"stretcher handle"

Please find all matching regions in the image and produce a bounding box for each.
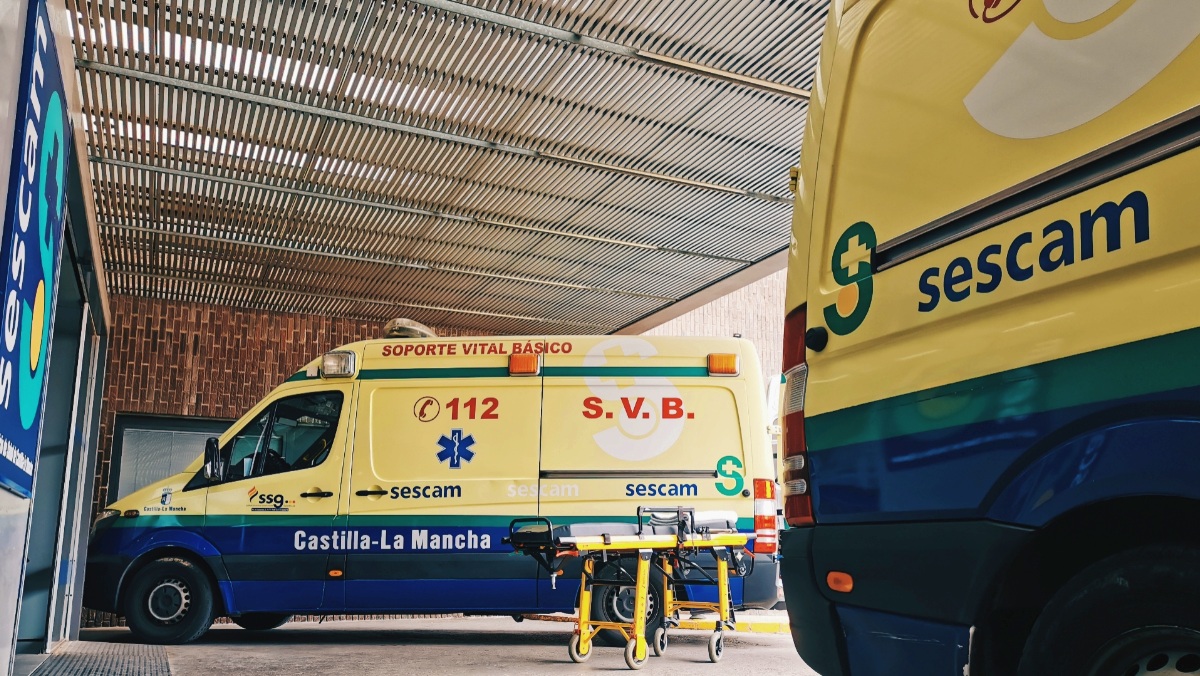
[504,517,555,546]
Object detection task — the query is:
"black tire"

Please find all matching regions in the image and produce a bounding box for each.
[590,559,664,648]
[232,613,291,631]
[1018,545,1200,676]
[123,557,214,645]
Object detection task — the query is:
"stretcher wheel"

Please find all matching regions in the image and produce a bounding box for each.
[708,631,724,663]
[568,634,590,663]
[624,638,646,670]
[652,627,667,656]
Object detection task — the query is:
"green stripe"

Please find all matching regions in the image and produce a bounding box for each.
[360,367,510,380]
[809,326,1200,448]
[113,514,753,530]
[285,372,313,383]
[357,366,710,380]
[542,366,709,378]
[344,515,527,527]
[114,515,206,528]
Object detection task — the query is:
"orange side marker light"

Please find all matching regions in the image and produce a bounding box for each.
[509,353,541,376]
[826,571,854,593]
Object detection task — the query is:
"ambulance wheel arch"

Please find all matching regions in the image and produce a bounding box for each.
[973,496,1200,674]
[120,552,221,644]
[118,545,227,611]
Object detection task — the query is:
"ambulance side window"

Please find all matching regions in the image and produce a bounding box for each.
[221,391,344,483]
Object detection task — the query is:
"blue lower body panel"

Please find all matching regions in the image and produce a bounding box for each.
[837,605,970,676]
[344,579,537,612]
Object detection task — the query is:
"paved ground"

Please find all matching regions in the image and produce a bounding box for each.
[60,615,818,675]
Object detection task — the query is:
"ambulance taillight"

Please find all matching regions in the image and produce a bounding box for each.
[753,479,777,554]
[781,306,814,527]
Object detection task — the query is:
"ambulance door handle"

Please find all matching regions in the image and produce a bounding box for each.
[355,489,387,497]
[301,490,333,498]
[806,327,829,352]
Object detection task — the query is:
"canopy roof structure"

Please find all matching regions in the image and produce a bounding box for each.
[67,0,828,334]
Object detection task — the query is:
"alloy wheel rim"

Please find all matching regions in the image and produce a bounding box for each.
[606,585,657,624]
[147,578,191,624]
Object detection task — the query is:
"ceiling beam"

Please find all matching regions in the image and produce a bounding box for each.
[89,156,757,264]
[103,221,677,301]
[106,268,619,330]
[410,0,811,101]
[616,247,788,334]
[77,59,794,206]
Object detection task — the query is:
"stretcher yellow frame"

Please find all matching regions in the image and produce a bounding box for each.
[520,525,748,669]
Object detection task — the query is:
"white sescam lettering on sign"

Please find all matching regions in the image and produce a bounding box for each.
[0,435,32,474]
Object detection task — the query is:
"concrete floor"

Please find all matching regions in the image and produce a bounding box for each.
[74,615,818,675]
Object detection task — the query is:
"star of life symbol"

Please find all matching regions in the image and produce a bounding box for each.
[436,429,476,469]
[838,234,871,278]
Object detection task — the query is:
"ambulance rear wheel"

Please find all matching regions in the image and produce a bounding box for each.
[123,557,214,644]
[233,613,291,631]
[567,634,590,663]
[1017,545,1200,676]
[591,560,664,647]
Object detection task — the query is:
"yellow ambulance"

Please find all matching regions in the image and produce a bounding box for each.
[84,331,779,643]
[778,2,1200,675]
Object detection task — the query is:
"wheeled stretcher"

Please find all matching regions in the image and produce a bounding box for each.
[505,507,751,670]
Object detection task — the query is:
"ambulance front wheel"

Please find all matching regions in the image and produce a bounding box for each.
[568,634,591,663]
[123,557,215,644]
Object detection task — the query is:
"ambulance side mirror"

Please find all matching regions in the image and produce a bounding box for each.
[203,437,225,482]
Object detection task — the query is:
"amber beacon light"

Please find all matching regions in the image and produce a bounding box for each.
[509,353,541,376]
[707,353,740,376]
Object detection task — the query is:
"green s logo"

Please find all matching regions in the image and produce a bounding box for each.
[824,221,877,335]
[715,455,744,497]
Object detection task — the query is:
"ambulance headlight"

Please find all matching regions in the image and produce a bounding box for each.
[322,351,357,378]
[91,509,121,538]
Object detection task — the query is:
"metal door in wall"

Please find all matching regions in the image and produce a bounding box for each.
[45,302,102,647]
[16,257,86,652]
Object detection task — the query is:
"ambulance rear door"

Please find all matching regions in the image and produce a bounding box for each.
[538,336,752,605]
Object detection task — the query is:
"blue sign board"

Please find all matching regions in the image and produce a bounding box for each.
[0,0,71,498]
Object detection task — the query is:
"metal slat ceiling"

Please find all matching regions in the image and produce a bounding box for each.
[68,0,829,334]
